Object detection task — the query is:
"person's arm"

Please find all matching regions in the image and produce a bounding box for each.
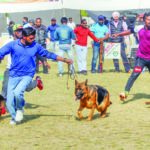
[37,44,73,64]
[88,30,100,42]
[70,29,76,40]
[0,41,12,60]
[112,30,132,38]
[112,21,134,38]
[74,27,79,42]
[54,29,59,41]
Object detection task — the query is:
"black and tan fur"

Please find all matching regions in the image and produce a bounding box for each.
[75,79,112,121]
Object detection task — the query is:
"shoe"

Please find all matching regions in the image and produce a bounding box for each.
[82,70,87,75]
[10,119,16,125]
[126,70,131,73]
[15,110,24,122]
[36,76,43,90]
[58,73,63,77]
[119,92,128,101]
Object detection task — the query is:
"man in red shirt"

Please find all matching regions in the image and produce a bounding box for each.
[74,19,100,75]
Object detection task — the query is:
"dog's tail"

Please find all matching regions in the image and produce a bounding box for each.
[107,92,112,106]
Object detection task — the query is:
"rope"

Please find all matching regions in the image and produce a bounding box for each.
[66,64,78,90]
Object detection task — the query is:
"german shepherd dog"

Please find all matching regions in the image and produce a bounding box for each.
[0,95,6,116]
[75,79,112,121]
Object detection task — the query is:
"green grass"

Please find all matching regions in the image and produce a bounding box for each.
[0,49,150,150]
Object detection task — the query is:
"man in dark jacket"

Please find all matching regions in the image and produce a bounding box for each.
[109,11,131,73]
[34,18,50,74]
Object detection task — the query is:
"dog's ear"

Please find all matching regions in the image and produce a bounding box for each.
[85,79,88,86]
[75,79,78,85]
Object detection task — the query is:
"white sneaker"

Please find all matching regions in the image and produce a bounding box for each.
[58,73,63,77]
[10,119,16,125]
[15,110,24,122]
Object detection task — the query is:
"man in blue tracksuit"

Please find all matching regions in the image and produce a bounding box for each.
[0,27,73,125]
[54,17,75,77]
[47,18,59,52]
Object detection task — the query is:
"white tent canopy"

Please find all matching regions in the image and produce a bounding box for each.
[63,0,150,11]
[0,1,62,13]
[0,0,150,13]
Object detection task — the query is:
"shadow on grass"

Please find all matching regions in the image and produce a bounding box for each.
[75,113,110,121]
[24,103,49,109]
[22,114,73,124]
[122,93,150,104]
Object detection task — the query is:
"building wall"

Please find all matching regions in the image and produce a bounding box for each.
[0,9,80,35]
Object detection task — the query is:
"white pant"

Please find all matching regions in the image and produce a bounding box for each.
[47,41,58,52]
[76,45,88,72]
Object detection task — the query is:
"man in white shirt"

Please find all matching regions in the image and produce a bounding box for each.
[67,17,76,30]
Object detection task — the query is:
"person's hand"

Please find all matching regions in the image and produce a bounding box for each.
[99,38,104,43]
[111,34,119,38]
[64,58,73,64]
[46,38,50,45]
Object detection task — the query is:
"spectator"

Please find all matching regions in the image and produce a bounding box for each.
[109,11,131,73]
[22,17,29,28]
[74,19,100,75]
[7,21,15,38]
[54,17,75,77]
[28,19,35,27]
[90,15,109,73]
[67,17,76,30]
[34,18,50,74]
[47,18,59,52]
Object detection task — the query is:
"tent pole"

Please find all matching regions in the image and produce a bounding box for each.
[61,0,66,17]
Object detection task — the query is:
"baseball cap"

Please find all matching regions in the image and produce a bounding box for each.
[98,15,104,20]
[13,24,23,31]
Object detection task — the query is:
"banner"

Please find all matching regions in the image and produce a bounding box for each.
[104,43,121,59]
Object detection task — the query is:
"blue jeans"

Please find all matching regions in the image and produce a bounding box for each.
[125,57,150,92]
[91,45,103,72]
[6,76,32,120]
[57,44,73,74]
[113,42,130,72]
[1,69,36,99]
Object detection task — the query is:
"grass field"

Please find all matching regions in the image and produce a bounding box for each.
[0,49,150,150]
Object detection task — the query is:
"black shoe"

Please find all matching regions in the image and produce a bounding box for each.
[82,70,87,75]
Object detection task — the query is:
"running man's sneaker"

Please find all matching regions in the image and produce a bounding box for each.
[15,110,24,122]
[36,76,43,90]
[119,91,129,101]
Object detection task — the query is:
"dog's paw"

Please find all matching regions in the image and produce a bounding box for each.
[87,117,92,121]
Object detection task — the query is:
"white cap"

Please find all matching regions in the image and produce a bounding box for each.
[112,11,120,18]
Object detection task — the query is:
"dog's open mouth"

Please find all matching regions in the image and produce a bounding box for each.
[75,93,84,100]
